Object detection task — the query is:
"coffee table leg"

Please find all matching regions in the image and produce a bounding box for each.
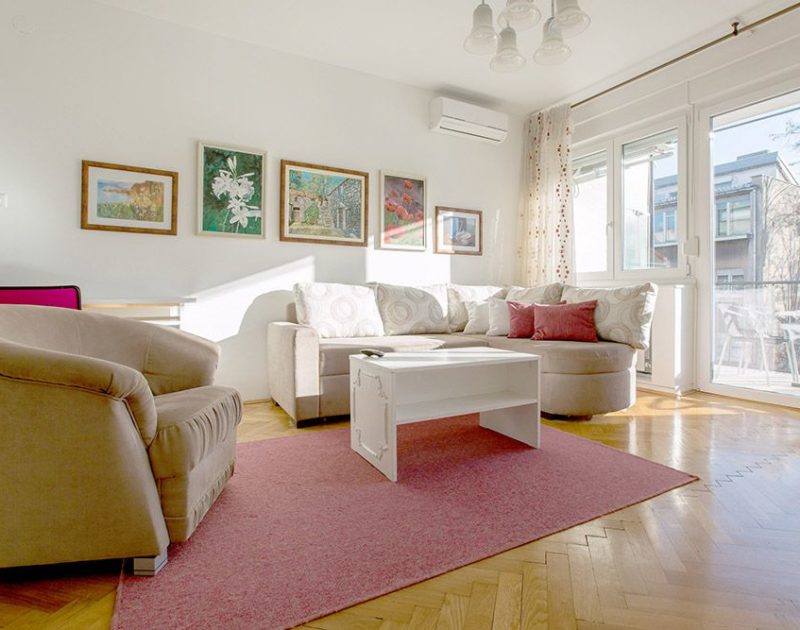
[479,404,540,448]
[351,367,398,481]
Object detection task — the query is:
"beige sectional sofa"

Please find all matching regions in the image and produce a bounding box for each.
[268,282,657,422]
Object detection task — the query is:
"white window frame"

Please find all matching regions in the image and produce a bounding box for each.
[571,139,613,281]
[573,115,690,284]
[614,115,690,281]
[694,76,800,410]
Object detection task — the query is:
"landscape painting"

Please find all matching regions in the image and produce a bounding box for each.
[198,143,266,238]
[434,207,482,256]
[380,171,426,251]
[280,160,368,246]
[81,161,177,235]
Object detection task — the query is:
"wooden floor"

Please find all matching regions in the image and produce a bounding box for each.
[1,390,799,629]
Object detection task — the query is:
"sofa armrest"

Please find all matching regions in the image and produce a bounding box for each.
[0,338,158,444]
[267,322,320,422]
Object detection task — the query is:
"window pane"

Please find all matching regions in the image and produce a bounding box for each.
[573,150,608,273]
[622,129,679,270]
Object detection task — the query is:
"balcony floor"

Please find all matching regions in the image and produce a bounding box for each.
[713,364,800,397]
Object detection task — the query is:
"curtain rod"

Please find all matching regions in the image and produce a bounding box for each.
[571,2,800,110]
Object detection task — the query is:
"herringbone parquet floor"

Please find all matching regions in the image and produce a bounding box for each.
[1,390,799,629]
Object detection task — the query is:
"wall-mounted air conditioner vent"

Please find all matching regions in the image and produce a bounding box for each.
[429,97,509,144]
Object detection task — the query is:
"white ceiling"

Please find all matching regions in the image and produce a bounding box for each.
[96,0,796,112]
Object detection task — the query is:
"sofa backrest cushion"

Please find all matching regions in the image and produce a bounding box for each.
[294,283,385,339]
[374,283,449,335]
[561,283,658,350]
[447,285,507,332]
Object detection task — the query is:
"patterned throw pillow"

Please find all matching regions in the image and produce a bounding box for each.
[447,284,507,332]
[375,283,449,335]
[294,283,385,339]
[561,283,658,349]
[506,283,564,305]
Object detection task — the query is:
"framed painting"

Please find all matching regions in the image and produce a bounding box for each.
[434,207,483,256]
[280,160,368,247]
[198,142,266,238]
[379,171,426,251]
[81,160,178,235]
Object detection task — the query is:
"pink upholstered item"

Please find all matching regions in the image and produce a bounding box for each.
[0,286,81,309]
[533,300,599,342]
[113,415,696,630]
[507,300,566,338]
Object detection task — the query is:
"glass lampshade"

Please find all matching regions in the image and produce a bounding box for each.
[555,0,591,38]
[491,25,527,72]
[499,0,541,31]
[464,2,498,55]
[533,17,571,65]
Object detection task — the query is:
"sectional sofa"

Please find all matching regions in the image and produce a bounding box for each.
[267,281,657,422]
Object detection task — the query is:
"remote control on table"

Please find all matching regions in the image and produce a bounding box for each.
[360,348,385,358]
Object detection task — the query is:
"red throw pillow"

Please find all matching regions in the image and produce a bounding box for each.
[507,301,537,339]
[507,300,566,338]
[532,300,599,342]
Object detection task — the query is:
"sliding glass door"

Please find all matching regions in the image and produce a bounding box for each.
[707,90,800,400]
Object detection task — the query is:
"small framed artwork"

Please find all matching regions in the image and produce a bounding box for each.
[81,160,178,235]
[198,142,266,238]
[434,206,483,256]
[380,171,426,251]
[280,160,368,247]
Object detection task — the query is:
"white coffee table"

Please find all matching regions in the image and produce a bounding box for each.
[349,348,540,481]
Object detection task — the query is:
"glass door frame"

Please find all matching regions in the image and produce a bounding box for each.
[693,76,800,409]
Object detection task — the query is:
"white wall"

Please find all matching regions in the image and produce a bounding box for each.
[0,0,524,399]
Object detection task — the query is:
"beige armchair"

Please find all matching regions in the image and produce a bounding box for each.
[0,305,242,575]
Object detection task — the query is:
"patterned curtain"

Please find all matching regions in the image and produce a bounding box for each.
[517,104,575,285]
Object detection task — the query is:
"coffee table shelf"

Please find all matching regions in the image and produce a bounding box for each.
[396,392,538,424]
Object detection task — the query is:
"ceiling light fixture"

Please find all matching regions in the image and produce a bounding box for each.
[465,0,587,70]
[534,5,572,65]
[555,0,591,37]
[491,23,527,72]
[464,1,499,55]
[498,0,541,31]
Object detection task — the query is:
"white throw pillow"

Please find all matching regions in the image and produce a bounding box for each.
[375,283,449,335]
[463,300,491,334]
[447,284,507,332]
[506,283,564,305]
[294,283,385,339]
[486,297,512,336]
[561,283,658,349]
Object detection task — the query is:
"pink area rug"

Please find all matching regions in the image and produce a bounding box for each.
[114,416,696,630]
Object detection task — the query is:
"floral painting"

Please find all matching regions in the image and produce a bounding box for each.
[380,172,426,251]
[434,207,483,256]
[81,161,178,235]
[198,143,266,237]
[280,160,368,247]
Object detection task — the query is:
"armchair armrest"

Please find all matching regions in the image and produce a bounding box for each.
[0,338,157,444]
[267,322,320,422]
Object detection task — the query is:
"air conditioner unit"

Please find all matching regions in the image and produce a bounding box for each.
[429,97,509,144]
